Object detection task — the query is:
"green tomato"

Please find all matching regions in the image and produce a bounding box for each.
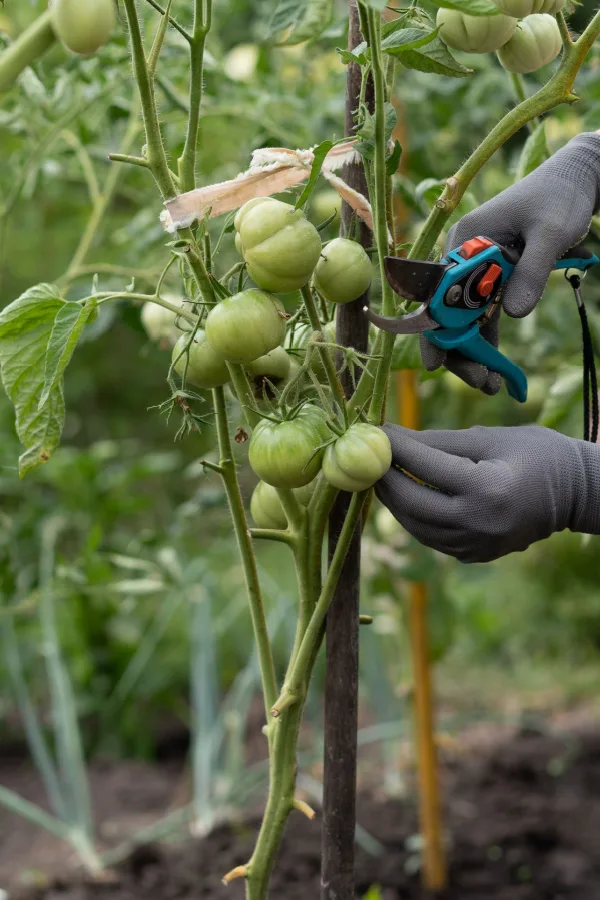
[50,0,116,55]
[141,295,191,346]
[436,8,517,53]
[172,332,230,389]
[490,0,535,17]
[205,289,287,364]
[245,346,291,398]
[497,14,561,73]
[250,478,317,529]
[322,424,392,492]
[235,197,322,293]
[313,238,373,305]
[249,405,331,488]
[531,0,566,13]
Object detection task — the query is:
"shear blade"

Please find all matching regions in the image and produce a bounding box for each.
[384,256,447,304]
[364,303,438,334]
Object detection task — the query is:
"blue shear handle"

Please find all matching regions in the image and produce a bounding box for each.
[425,324,528,402]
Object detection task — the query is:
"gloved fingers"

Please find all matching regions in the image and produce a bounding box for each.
[376,468,461,528]
[501,235,556,318]
[445,209,514,254]
[444,353,502,396]
[383,423,492,461]
[419,333,446,372]
[378,428,477,495]
[390,513,463,559]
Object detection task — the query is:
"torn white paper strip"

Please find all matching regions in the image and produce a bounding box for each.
[162,140,372,234]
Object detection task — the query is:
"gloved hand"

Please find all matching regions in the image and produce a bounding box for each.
[376,423,600,563]
[421,131,600,394]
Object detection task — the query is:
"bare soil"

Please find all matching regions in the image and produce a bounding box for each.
[4,719,600,899]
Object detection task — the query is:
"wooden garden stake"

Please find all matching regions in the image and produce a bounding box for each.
[397,370,447,891]
[321,3,372,897]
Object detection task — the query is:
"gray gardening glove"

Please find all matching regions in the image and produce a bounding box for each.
[376,423,600,564]
[421,131,600,395]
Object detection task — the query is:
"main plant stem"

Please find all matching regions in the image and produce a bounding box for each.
[350,11,600,418]
[363,6,395,426]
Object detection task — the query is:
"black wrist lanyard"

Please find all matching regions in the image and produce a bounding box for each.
[566,271,599,443]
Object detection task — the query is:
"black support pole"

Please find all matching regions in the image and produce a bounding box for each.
[321,4,373,897]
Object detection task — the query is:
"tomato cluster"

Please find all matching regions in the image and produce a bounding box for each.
[142,198,391,508]
[436,0,563,74]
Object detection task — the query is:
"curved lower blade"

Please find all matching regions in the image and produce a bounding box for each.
[364,304,437,334]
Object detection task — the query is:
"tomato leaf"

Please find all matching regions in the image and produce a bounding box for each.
[393,37,474,77]
[0,284,66,477]
[296,139,334,210]
[269,0,333,45]
[381,27,440,56]
[337,42,369,65]
[40,298,97,411]
[390,334,423,371]
[515,120,549,182]
[386,139,403,176]
[355,103,397,161]
[434,0,501,14]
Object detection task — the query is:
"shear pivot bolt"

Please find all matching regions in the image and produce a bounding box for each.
[445,285,462,306]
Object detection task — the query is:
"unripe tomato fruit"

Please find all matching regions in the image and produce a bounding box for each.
[490,0,535,17]
[313,238,372,305]
[172,332,230,389]
[141,295,190,346]
[235,197,322,293]
[245,346,291,398]
[497,14,561,73]
[531,0,566,13]
[250,478,316,529]
[436,8,517,53]
[249,405,331,488]
[205,289,287,364]
[322,424,392,492]
[50,0,116,55]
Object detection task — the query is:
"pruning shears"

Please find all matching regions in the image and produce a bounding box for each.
[363,236,599,404]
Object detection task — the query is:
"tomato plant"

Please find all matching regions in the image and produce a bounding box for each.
[1,0,599,897]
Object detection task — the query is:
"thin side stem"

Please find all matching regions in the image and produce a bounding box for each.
[272,490,367,713]
[122,0,175,199]
[0,11,56,92]
[179,0,212,192]
[301,284,347,416]
[213,387,277,716]
[66,108,141,278]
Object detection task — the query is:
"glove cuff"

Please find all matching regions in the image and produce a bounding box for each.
[568,438,600,535]
[532,132,600,212]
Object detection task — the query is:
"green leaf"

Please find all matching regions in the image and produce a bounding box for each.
[360,0,388,8]
[337,42,369,65]
[269,0,333,45]
[0,284,78,478]
[386,139,403,176]
[391,334,423,371]
[393,37,474,77]
[515,121,549,182]
[355,103,397,161]
[538,366,582,429]
[434,0,501,13]
[40,299,97,410]
[296,139,333,209]
[381,27,440,55]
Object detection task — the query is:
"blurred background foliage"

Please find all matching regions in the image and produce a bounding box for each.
[1,0,600,780]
